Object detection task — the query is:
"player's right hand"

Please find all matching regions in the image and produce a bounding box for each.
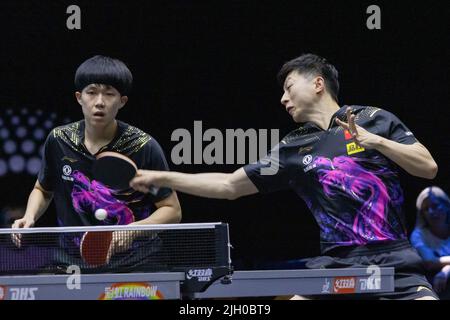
[130,170,162,194]
[11,217,35,248]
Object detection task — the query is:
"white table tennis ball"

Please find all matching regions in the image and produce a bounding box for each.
[95,208,108,221]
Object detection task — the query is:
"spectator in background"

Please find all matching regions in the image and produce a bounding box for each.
[411,186,450,299]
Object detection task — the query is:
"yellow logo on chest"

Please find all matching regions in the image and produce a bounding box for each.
[346,142,365,155]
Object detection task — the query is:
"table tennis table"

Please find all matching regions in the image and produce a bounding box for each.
[0,267,394,300]
[0,223,394,300]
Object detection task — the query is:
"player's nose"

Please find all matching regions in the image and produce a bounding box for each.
[94,94,106,107]
[280,92,289,107]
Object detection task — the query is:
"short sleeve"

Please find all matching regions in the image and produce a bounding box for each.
[143,138,173,201]
[37,132,56,191]
[243,143,291,194]
[373,109,418,144]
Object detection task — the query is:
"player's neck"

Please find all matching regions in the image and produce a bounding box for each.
[307,98,340,130]
[84,120,118,151]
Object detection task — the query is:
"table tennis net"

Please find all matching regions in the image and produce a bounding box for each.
[0,223,230,275]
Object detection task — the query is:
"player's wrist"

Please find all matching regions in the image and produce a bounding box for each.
[155,171,170,187]
[123,228,156,241]
[23,213,36,225]
[372,135,388,151]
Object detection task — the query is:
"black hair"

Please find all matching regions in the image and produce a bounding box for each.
[74,55,133,96]
[277,53,340,103]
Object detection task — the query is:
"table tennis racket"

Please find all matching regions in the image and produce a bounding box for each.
[80,230,114,267]
[80,153,138,266]
[92,151,138,190]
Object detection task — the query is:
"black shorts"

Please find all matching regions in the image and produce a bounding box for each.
[303,239,438,300]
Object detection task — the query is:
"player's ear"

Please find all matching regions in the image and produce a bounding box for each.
[75,92,82,105]
[314,76,325,94]
[119,96,128,108]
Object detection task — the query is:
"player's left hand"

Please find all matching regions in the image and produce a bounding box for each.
[335,107,383,150]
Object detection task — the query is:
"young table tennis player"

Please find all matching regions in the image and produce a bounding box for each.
[12,55,181,269]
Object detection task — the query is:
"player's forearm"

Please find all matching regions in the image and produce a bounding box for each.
[374,139,438,179]
[131,206,182,225]
[23,187,53,224]
[156,171,235,199]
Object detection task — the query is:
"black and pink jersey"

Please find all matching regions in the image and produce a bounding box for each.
[38,120,172,227]
[244,105,418,253]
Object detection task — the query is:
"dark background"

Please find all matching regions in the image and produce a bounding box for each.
[0,0,448,268]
